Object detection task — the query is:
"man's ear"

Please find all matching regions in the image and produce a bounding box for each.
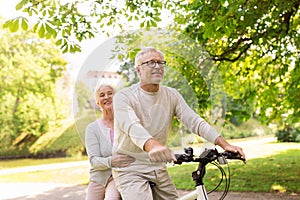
[136,66,141,76]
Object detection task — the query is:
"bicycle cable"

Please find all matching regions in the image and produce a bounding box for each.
[207,162,224,194]
[206,160,231,200]
[220,160,231,200]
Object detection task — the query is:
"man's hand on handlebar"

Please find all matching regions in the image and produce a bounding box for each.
[144,138,177,162]
[215,136,246,164]
[223,145,246,163]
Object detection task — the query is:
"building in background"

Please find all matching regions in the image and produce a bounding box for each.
[85,70,125,91]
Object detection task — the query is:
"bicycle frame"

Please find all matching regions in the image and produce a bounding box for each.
[178,185,208,200]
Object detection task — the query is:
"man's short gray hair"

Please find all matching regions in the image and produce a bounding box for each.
[135,47,164,68]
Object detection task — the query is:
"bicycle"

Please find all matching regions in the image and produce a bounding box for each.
[174,147,245,200]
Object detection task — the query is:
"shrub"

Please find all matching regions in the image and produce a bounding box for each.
[275,126,300,142]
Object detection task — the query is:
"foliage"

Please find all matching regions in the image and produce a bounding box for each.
[29,121,85,158]
[6,0,299,62]
[222,118,273,139]
[171,0,300,128]
[4,0,300,138]
[169,148,300,193]
[173,0,300,130]
[0,108,94,158]
[30,109,96,158]
[275,125,300,142]
[0,18,67,152]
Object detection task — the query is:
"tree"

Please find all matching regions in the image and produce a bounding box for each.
[0,18,67,149]
[4,0,300,134]
[172,0,300,128]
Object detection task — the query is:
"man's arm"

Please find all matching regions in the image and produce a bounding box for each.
[172,88,220,143]
[172,89,246,163]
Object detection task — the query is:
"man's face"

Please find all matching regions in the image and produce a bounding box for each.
[136,51,165,85]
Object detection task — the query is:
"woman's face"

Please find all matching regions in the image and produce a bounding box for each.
[96,86,114,111]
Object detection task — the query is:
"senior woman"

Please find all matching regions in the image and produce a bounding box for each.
[85,84,135,200]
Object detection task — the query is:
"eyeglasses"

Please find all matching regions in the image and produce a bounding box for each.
[139,60,166,68]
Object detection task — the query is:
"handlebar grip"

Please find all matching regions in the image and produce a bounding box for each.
[174,154,183,164]
[174,153,194,164]
[222,151,245,161]
[175,154,181,160]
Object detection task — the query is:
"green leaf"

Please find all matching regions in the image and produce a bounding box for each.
[33,23,39,32]
[151,20,157,27]
[140,22,144,28]
[10,19,20,32]
[21,18,29,30]
[15,0,26,11]
[38,25,45,38]
[55,39,63,46]
[45,23,55,36]
[62,44,69,54]
[117,54,124,60]
[219,0,226,6]
[154,16,162,22]
[3,19,13,28]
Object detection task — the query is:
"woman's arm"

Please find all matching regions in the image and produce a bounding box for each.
[85,122,112,170]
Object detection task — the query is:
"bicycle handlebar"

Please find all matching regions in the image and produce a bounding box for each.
[174,147,245,199]
[174,147,245,165]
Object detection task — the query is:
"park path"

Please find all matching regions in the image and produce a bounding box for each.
[0,136,299,200]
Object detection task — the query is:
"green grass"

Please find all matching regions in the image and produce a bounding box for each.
[168,149,300,194]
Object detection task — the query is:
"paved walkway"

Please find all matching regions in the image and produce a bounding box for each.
[0,183,86,200]
[0,161,89,200]
[0,136,299,200]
